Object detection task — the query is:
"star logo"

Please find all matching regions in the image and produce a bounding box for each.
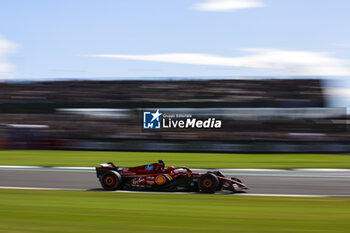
[143,109,162,129]
[151,109,162,122]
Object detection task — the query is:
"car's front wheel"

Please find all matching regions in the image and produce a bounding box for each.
[100,171,122,190]
[198,173,219,193]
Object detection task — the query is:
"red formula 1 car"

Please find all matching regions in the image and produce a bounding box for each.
[96,160,248,193]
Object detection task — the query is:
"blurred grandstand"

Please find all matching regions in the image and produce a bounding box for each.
[0,79,324,107]
[0,78,349,152]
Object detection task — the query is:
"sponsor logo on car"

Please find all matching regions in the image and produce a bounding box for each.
[155,175,166,185]
[146,180,155,185]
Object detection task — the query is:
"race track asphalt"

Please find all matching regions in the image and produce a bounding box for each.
[1,167,350,196]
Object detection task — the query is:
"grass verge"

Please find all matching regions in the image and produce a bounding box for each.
[0,150,350,168]
[0,189,349,233]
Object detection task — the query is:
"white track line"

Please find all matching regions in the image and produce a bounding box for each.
[0,165,45,169]
[0,186,349,198]
[0,186,86,191]
[0,165,94,170]
[53,166,94,170]
[294,169,350,172]
[219,169,288,172]
[234,193,350,198]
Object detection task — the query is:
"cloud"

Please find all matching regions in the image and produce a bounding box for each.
[0,35,19,78]
[88,48,350,76]
[193,0,265,12]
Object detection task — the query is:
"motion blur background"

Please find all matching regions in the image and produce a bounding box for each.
[0,77,349,153]
[1,0,350,153]
[1,2,350,232]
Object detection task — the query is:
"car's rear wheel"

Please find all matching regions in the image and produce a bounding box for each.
[101,171,122,190]
[198,173,219,193]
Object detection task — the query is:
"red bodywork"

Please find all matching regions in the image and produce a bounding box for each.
[96,161,248,192]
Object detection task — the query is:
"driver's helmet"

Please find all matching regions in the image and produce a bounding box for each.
[158,160,165,170]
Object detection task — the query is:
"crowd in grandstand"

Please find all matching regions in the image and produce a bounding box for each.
[0,110,348,145]
[0,79,324,107]
[0,79,347,150]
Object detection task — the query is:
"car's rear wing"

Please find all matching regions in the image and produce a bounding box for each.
[96,162,119,178]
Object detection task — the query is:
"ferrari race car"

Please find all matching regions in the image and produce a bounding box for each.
[96,160,248,193]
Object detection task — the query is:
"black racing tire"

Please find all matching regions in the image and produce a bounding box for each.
[231,177,242,183]
[100,171,122,190]
[198,173,219,193]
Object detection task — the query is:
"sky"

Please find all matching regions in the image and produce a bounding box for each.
[0,0,350,80]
